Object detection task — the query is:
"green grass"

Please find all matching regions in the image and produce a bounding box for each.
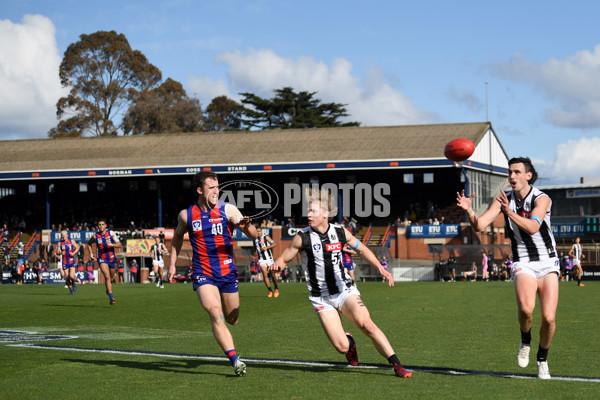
[1,280,599,399]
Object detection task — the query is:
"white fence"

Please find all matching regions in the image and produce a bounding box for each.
[391,266,435,282]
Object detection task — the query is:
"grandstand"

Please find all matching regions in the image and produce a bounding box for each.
[1,122,513,278]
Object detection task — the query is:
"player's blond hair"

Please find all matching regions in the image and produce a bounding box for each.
[305,186,338,219]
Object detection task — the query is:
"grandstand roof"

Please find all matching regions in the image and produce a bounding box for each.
[0,122,508,180]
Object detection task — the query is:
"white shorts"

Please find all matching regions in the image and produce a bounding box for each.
[512,257,560,280]
[573,258,581,266]
[309,285,361,313]
[258,259,274,268]
[153,260,164,268]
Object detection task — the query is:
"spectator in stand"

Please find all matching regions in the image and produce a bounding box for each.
[39,258,49,284]
[380,255,389,282]
[129,259,139,283]
[447,253,457,282]
[76,257,85,283]
[185,264,193,283]
[17,241,24,259]
[432,218,440,225]
[10,262,20,284]
[348,217,357,234]
[558,251,569,282]
[499,262,509,281]
[128,221,136,234]
[249,256,259,283]
[281,265,292,282]
[440,216,446,225]
[463,261,478,281]
[491,262,499,280]
[116,259,125,283]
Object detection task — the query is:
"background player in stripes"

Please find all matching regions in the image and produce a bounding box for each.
[150,236,169,288]
[253,226,279,297]
[457,157,559,379]
[168,172,258,376]
[270,188,412,378]
[55,230,80,295]
[568,237,585,287]
[87,219,122,305]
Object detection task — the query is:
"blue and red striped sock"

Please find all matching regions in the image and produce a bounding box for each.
[225,349,238,366]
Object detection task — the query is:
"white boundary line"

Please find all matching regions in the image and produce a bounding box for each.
[8,343,600,383]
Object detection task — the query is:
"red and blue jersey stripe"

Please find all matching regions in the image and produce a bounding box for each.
[60,239,76,266]
[96,230,117,263]
[187,201,236,278]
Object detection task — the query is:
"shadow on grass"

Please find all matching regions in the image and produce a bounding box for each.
[62,357,371,378]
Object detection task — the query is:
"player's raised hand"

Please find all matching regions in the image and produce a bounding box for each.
[456,190,474,211]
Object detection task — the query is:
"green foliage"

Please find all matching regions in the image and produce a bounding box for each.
[204,95,245,132]
[122,78,203,135]
[239,87,360,130]
[1,282,599,399]
[49,31,162,138]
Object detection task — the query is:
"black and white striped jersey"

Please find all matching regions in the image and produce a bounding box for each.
[504,187,557,263]
[297,224,353,297]
[572,243,583,260]
[151,243,166,262]
[254,235,274,263]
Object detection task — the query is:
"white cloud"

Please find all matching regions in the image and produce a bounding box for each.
[489,45,600,129]
[0,14,65,140]
[187,48,437,126]
[552,137,600,183]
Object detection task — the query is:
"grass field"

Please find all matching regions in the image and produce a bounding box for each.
[1,280,598,399]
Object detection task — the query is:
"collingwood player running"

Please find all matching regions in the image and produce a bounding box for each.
[457,157,559,379]
[253,227,280,298]
[270,188,412,378]
[150,236,168,288]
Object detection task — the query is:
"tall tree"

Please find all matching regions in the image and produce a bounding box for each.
[204,96,245,132]
[49,31,162,138]
[239,87,359,130]
[122,78,203,135]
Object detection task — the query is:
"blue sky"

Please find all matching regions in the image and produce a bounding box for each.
[1,0,599,185]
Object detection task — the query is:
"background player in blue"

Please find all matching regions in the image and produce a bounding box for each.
[56,230,80,295]
[88,219,122,305]
[168,172,258,376]
[457,157,559,379]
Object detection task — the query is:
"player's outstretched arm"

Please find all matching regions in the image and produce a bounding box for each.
[343,228,394,287]
[168,210,187,281]
[270,234,301,272]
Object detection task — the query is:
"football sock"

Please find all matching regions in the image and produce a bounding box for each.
[108,292,114,300]
[387,354,401,366]
[521,329,531,345]
[537,346,549,362]
[225,349,238,366]
[347,333,356,349]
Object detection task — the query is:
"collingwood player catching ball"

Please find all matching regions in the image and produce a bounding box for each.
[457,157,559,379]
[270,188,412,378]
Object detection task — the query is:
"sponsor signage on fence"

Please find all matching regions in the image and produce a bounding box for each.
[281,227,303,240]
[551,223,586,237]
[406,224,461,238]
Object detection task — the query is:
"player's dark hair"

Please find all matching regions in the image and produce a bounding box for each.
[192,171,218,190]
[508,157,538,185]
